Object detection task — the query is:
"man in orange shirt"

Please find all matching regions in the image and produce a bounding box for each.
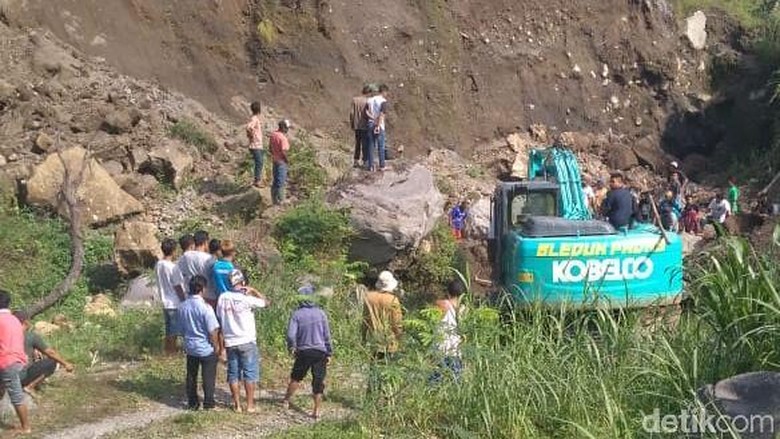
[362,271,403,396]
[0,290,31,434]
[269,120,292,205]
[246,101,265,188]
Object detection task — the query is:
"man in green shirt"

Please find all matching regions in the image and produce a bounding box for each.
[728,176,740,215]
[13,311,74,394]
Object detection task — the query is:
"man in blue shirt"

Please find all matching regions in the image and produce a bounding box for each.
[282,282,332,419]
[178,275,221,410]
[449,201,469,240]
[602,173,634,229]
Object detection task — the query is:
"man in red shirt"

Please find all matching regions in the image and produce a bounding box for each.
[269,120,292,205]
[0,290,31,434]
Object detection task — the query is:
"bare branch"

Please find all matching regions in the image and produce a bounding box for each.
[25,136,87,317]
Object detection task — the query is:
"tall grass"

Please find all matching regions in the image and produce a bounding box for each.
[346,228,780,438]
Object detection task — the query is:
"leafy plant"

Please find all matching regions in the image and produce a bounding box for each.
[273,197,353,262]
[168,119,218,154]
[288,134,328,198]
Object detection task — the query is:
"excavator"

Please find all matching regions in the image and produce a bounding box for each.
[487,146,683,308]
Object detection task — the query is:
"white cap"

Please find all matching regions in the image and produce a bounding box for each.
[375,271,399,293]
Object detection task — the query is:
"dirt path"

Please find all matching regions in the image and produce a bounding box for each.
[41,401,182,439]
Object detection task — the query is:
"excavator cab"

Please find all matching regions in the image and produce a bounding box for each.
[488,147,683,309]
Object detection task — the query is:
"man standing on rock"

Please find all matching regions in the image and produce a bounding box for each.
[247,101,265,188]
[179,276,221,411]
[366,84,390,171]
[350,85,372,168]
[157,238,185,354]
[269,119,292,205]
[0,290,31,434]
[216,270,269,413]
[283,282,332,419]
[602,173,634,230]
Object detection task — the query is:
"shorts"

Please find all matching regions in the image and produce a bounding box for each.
[22,358,58,387]
[0,363,25,405]
[163,308,182,337]
[226,342,259,384]
[290,349,328,394]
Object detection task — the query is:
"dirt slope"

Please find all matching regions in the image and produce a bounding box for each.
[1,0,717,156]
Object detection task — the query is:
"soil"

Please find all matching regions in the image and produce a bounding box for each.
[0,0,744,159]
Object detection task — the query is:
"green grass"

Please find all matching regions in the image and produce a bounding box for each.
[674,0,778,28]
[168,120,218,155]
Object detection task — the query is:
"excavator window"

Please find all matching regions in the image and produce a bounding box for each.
[510,191,557,226]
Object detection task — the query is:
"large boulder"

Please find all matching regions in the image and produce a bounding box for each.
[632,136,668,171]
[114,221,161,276]
[465,197,491,240]
[121,275,160,309]
[25,147,144,225]
[606,144,639,171]
[140,141,194,190]
[696,372,780,439]
[335,164,445,265]
[120,173,159,199]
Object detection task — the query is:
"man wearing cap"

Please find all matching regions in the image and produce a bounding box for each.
[362,271,403,395]
[282,283,332,419]
[13,311,74,394]
[0,290,31,434]
[269,119,292,205]
[215,269,269,413]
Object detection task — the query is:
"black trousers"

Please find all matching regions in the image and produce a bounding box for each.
[21,359,57,388]
[290,349,328,394]
[354,130,366,161]
[186,353,218,409]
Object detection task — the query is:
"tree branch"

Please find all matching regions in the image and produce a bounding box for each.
[25,144,87,317]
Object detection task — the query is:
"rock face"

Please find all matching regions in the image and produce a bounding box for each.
[685,11,707,50]
[335,164,445,265]
[114,221,161,275]
[140,141,194,190]
[632,136,668,171]
[696,372,780,439]
[25,147,144,225]
[121,275,159,309]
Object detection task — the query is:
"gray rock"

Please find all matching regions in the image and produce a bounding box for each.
[217,188,264,217]
[25,147,144,225]
[102,160,125,177]
[335,164,445,265]
[128,147,150,171]
[685,11,707,50]
[101,110,134,135]
[114,221,161,276]
[140,140,194,189]
[465,197,491,240]
[0,79,15,104]
[696,372,780,439]
[632,135,668,171]
[30,33,81,79]
[0,155,6,167]
[121,275,160,309]
[606,144,639,171]
[121,174,159,199]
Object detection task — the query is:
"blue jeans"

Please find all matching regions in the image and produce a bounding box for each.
[250,149,265,183]
[272,162,287,204]
[163,308,181,337]
[365,126,386,169]
[429,356,463,384]
[226,342,260,384]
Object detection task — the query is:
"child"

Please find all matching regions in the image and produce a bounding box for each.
[682,196,700,234]
[449,201,469,240]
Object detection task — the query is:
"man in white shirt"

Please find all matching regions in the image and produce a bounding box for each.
[156,238,185,355]
[365,84,390,172]
[707,192,732,224]
[216,270,270,413]
[177,231,215,307]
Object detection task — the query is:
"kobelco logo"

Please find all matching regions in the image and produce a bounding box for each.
[552,257,653,283]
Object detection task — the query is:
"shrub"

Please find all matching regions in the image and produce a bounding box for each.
[405,223,461,296]
[273,197,353,262]
[168,120,218,154]
[288,134,327,198]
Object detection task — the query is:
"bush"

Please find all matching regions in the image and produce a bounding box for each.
[405,223,461,296]
[168,119,218,154]
[273,197,353,262]
[288,134,328,198]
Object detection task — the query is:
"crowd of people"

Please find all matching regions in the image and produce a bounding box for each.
[584,162,740,234]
